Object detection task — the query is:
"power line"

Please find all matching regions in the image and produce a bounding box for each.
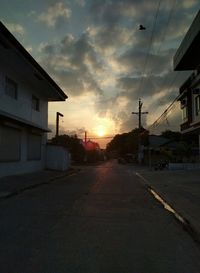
[139,0,162,97]
[77,135,115,140]
[147,0,178,89]
[156,0,177,55]
[132,98,148,129]
[148,92,180,132]
[139,0,178,106]
[86,136,114,139]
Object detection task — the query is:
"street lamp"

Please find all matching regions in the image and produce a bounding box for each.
[56,112,64,137]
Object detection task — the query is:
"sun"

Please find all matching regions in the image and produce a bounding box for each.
[95,125,106,137]
[97,128,105,137]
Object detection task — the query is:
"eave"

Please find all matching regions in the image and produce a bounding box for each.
[174,10,200,71]
[0,109,51,132]
[0,21,68,102]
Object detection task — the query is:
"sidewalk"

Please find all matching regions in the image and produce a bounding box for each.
[0,168,78,199]
[137,169,200,240]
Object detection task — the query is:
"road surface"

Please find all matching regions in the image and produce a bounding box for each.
[0,161,200,272]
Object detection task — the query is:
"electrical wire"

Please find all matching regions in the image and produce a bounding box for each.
[155,0,177,55]
[139,0,162,98]
[148,93,180,132]
[139,0,179,113]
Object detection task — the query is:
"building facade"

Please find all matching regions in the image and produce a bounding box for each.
[174,10,200,138]
[0,22,67,177]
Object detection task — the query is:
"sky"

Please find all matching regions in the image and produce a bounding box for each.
[0,0,199,147]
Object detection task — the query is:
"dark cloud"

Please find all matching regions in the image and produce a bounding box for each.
[89,0,157,26]
[87,0,199,59]
[39,33,103,97]
[42,0,198,135]
[114,109,148,132]
[117,75,160,99]
[117,69,190,100]
[95,97,115,116]
[87,25,134,52]
[89,0,121,26]
[105,69,190,133]
[117,48,175,75]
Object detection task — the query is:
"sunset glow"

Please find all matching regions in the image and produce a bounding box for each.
[95,125,106,137]
[97,128,105,137]
[1,1,198,148]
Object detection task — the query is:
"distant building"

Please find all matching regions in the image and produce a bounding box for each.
[83,140,100,151]
[82,140,102,163]
[0,22,68,177]
[174,11,200,140]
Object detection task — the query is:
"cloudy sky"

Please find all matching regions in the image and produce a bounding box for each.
[0,0,199,147]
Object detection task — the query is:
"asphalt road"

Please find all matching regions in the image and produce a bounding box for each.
[0,161,200,273]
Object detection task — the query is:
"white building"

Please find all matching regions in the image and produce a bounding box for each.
[0,22,68,177]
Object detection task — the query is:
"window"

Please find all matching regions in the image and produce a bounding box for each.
[32,96,40,111]
[5,77,18,99]
[0,125,21,162]
[195,95,200,115]
[182,107,188,120]
[181,98,188,120]
[27,133,41,160]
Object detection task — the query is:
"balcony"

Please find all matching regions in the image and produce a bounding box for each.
[180,121,190,132]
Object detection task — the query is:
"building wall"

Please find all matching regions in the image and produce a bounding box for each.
[46,145,71,171]
[0,57,48,129]
[0,124,46,178]
[192,84,200,124]
[0,52,49,177]
[180,75,200,132]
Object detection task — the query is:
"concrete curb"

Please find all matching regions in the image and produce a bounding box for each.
[136,172,200,247]
[0,168,80,200]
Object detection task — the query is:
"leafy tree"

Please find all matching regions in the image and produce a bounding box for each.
[161,130,181,142]
[51,134,85,163]
[106,128,149,156]
[161,129,198,147]
[160,130,199,161]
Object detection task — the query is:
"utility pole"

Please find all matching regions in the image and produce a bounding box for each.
[132,99,148,163]
[56,112,64,137]
[84,131,87,143]
[132,98,148,129]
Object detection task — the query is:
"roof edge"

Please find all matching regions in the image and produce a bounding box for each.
[0,21,68,101]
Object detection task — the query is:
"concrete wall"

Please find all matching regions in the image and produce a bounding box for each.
[0,56,48,129]
[0,127,46,178]
[0,48,49,178]
[46,145,71,171]
[192,84,200,124]
[168,163,200,170]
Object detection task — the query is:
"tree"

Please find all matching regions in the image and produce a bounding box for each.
[161,130,181,142]
[51,134,85,163]
[106,128,149,156]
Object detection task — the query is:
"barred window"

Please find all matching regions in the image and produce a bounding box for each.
[32,96,40,111]
[5,77,18,99]
[0,125,21,162]
[195,95,200,115]
[27,133,41,160]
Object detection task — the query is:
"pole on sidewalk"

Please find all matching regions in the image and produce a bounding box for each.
[56,112,64,137]
[132,98,148,163]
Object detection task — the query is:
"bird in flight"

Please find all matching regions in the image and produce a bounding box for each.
[139,24,146,30]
